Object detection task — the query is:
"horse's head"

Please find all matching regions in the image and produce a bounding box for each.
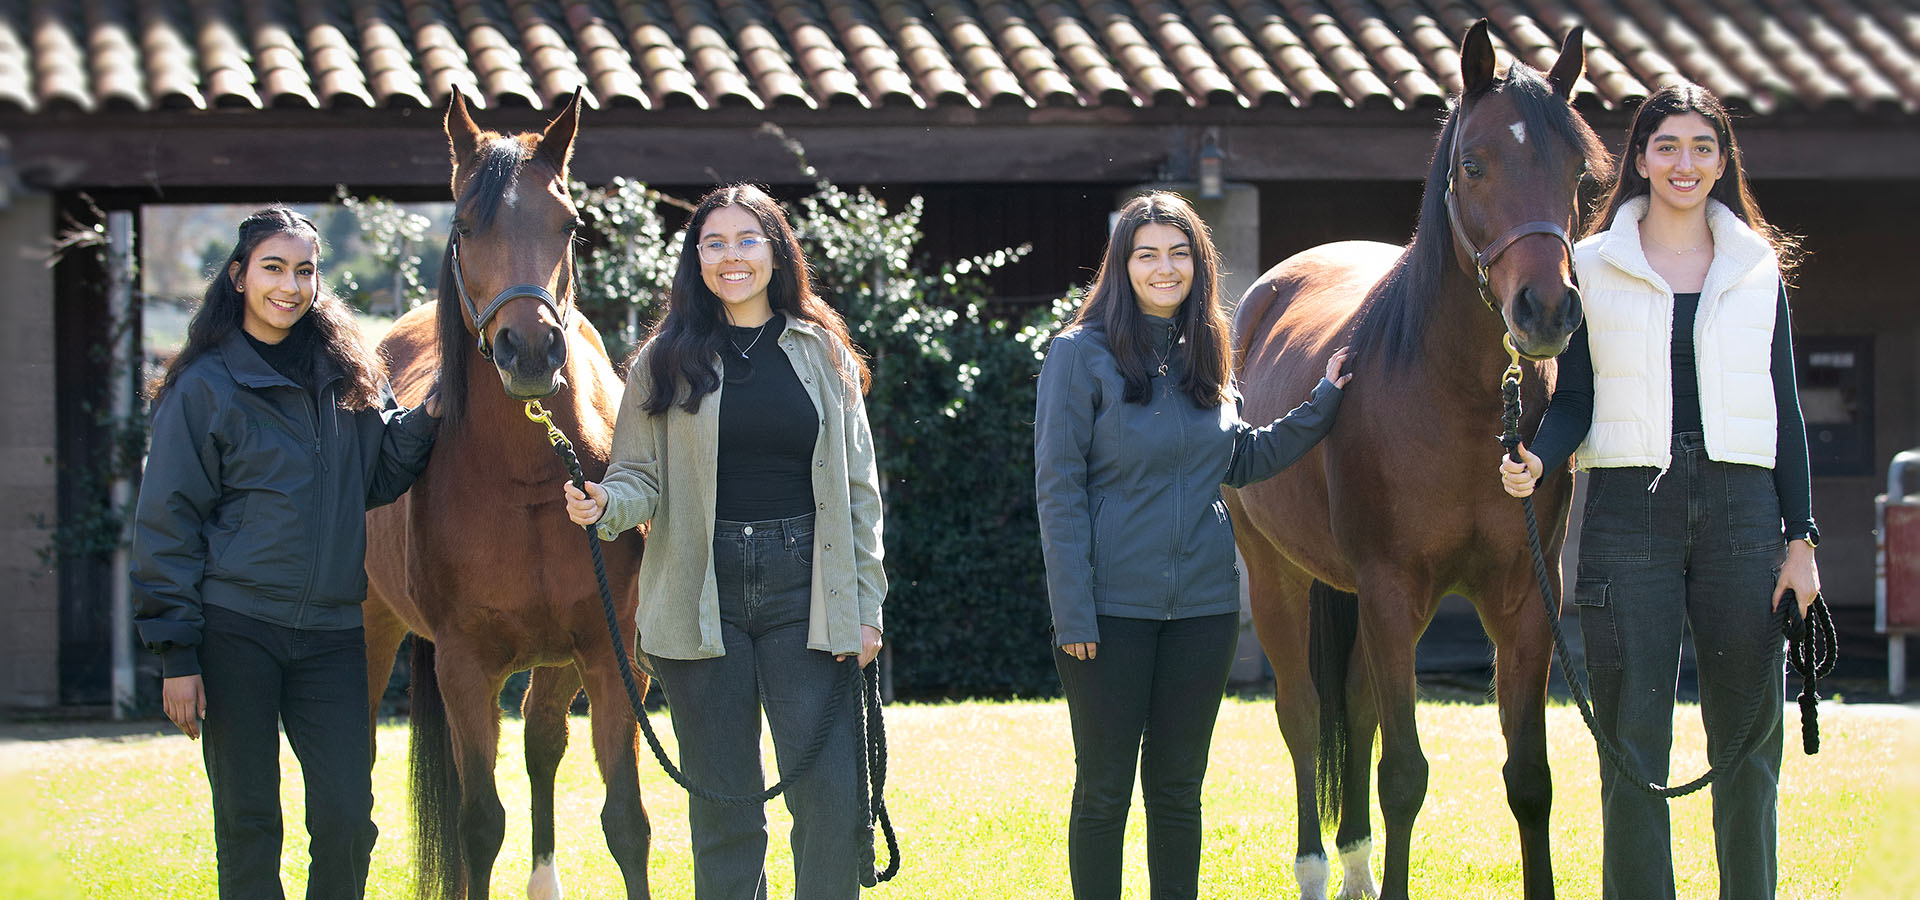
[1446,22,1608,360]
[440,89,583,402]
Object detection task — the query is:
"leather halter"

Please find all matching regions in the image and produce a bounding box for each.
[1443,115,1578,315]
[449,234,572,360]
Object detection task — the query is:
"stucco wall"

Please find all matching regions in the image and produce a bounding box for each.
[1,192,59,709]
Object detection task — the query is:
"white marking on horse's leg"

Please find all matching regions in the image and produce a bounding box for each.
[527,854,561,900]
[1335,837,1379,900]
[1296,852,1330,900]
[1510,121,1527,144]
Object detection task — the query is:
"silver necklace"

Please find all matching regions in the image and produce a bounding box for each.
[1646,234,1708,255]
[1151,338,1174,376]
[728,320,770,359]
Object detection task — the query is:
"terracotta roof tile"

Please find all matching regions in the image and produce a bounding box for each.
[5,0,1913,117]
[875,0,976,106]
[86,0,149,111]
[0,10,32,112]
[297,0,375,109]
[32,2,95,112]
[351,0,429,109]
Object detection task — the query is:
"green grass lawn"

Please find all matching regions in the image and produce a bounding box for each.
[4,697,1916,899]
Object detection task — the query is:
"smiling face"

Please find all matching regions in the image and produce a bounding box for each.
[229,231,318,344]
[1128,222,1194,318]
[1636,112,1726,217]
[698,204,775,326]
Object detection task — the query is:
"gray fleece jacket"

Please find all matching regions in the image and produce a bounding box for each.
[1034,315,1342,645]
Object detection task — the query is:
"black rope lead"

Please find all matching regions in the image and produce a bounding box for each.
[1780,589,1837,755]
[1495,340,1834,799]
[525,401,898,882]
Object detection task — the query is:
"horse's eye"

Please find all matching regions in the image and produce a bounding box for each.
[1463,160,1483,179]
[454,221,473,237]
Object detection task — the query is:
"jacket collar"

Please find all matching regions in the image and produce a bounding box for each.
[217,327,342,392]
[1595,196,1773,297]
[217,328,301,390]
[1142,313,1179,356]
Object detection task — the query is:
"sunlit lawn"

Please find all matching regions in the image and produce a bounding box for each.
[4,697,1917,899]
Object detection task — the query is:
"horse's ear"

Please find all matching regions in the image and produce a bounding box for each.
[1548,26,1586,100]
[444,88,482,172]
[1460,19,1495,97]
[538,88,583,176]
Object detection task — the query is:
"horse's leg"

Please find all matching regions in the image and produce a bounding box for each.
[433,643,509,900]
[1243,548,1331,900]
[575,640,651,898]
[523,664,582,900]
[1353,570,1435,900]
[1482,579,1557,900]
[1335,647,1379,900]
[363,593,409,747]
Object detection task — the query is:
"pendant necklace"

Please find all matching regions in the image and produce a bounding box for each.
[729,320,770,359]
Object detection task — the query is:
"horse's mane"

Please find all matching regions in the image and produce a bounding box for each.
[1350,64,1607,371]
[435,139,535,429]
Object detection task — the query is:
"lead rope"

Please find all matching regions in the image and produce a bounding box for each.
[525,401,899,882]
[1495,337,1834,798]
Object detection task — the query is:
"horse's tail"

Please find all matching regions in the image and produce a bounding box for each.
[1308,579,1359,830]
[408,637,464,900]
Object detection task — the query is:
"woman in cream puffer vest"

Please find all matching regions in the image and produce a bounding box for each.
[1497,83,1819,900]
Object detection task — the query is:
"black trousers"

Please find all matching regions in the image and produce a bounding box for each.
[1054,612,1239,900]
[198,604,377,900]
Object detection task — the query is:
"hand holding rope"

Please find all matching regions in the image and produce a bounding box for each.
[1495,336,1834,799]
[523,399,899,883]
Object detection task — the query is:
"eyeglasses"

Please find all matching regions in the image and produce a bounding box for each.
[697,236,771,264]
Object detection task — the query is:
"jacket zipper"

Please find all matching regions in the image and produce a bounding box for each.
[1166,372,1183,618]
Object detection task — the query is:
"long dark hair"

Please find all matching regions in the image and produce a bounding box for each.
[1592,81,1800,276]
[1061,191,1230,408]
[155,206,382,409]
[641,184,869,415]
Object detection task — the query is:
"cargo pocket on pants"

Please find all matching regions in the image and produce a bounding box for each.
[1574,578,1621,671]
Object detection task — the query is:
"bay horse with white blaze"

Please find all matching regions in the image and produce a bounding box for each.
[1223,22,1607,900]
[363,90,650,899]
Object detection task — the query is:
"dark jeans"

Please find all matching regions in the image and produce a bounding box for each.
[1053,611,1239,900]
[649,514,865,900]
[1574,433,1787,900]
[198,603,376,900]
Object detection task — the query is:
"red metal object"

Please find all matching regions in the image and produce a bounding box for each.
[1887,503,1920,632]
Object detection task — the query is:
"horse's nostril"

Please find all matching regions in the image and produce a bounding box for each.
[493,329,519,367]
[1562,288,1584,331]
[545,326,567,370]
[1512,286,1539,331]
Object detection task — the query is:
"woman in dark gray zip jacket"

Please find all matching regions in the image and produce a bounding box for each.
[1035,192,1351,900]
[130,208,439,900]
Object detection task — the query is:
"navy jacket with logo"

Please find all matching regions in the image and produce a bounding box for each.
[130,329,438,677]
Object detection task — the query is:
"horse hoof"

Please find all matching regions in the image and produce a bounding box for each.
[1336,838,1378,900]
[1295,852,1330,900]
[528,855,562,900]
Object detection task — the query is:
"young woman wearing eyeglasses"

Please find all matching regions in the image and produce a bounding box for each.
[561,184,884,898]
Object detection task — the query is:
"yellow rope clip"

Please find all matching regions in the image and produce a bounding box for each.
[1501,332,1524,385]
[524,399,568,448]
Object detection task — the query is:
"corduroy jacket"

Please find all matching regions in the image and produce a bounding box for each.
[595,317,886,660]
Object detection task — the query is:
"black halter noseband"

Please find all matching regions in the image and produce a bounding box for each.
[449,234,573,360]
[1443,108,1579,315]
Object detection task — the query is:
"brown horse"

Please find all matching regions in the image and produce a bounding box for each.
[364,90,650,900]
[1223,22,1607,900]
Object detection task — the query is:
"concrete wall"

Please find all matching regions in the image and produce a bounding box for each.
[1,192,59,709]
